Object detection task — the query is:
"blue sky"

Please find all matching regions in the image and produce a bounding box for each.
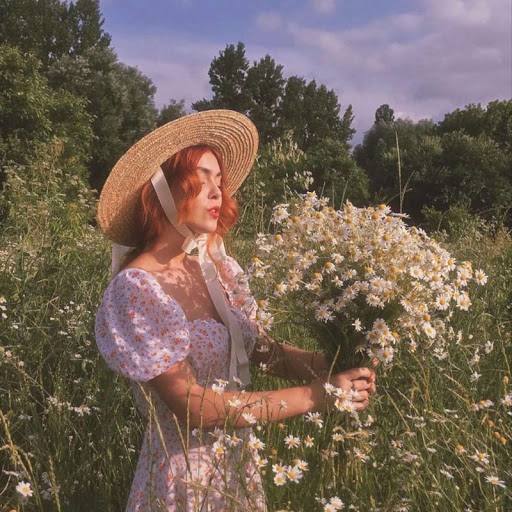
[101,0,511,143]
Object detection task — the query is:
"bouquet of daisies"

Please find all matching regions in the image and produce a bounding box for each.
[248,191,486,370]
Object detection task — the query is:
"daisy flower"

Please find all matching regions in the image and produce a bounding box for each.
[485,475,506,488]
[16,481,33,498]
[284,435,301,449]
[474,269,488,285]
[273,472,286,486]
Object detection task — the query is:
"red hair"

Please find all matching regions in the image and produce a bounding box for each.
[121,145,238,269]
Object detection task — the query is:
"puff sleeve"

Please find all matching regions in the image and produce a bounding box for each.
[95,269,190,382]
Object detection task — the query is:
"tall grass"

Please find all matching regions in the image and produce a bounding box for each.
[0,144,510,511]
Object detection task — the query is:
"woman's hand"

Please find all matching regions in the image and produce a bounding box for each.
[309,367,376,412]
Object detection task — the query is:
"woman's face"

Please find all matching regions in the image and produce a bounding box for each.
[183,151,223,234]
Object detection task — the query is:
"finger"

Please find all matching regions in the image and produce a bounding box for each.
[351,379,372,391]
[352,390,369,401]
[348,367,375,381]
[354,398,370,411]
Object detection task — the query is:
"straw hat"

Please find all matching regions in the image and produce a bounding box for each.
[97,109,258,247]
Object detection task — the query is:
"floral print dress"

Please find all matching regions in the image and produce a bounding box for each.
[95,257,266,511]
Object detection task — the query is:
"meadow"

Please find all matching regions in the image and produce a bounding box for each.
[0,145,511,511]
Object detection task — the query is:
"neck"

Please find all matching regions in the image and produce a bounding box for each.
[147,224,190,269]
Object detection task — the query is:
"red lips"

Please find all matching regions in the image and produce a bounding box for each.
[208,207,220,219]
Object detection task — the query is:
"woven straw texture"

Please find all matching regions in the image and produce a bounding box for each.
[97,110,258,246]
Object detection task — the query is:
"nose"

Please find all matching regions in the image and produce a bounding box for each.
[208,179,221,200]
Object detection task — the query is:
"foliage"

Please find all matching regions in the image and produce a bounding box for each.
[354,102,512,224]
[437,100,512,152]
[193,42,355,152]
[192,42,251,113]
[157,98,187,127]
[305,138,369,208]
[1,161,511,509]
[0,45,93,173]
[245,55,286,144]
[374,104,395,124]
[0,0,111,70]
[48,46,158,191]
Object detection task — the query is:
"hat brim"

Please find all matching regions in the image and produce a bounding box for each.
[97,110,258,247]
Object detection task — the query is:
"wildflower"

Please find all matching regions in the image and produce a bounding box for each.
[16,481,33,498]
[500,394,512,406]
[484,340,494,354]
[329,496,345,510]
[284,435,301,449]
[226,434,243,447]
[248,433,265,451]
[253,454,268,468]
[353,448,368,462]
[211,383,225,394]
[455,444,465,455]
[376,346,394,365]
[470,451,489,465]
[272,205,290,224]
[286,466,303,483]
[315,304,334,322]
[259,362,268,372]
[274,283,288,296]
[273,472,286,486]
[228,398,241,408]
[324,383,336,394]
[332,433,344,442]
[240,413,256,428]
[304,435,315,447]
[440,469,454,479]
[305,412,324,428]
[212,441,225,456]
[474,269,487,285]
[293,459,308,471]
[272,462,286,474]
[352,318,363,331]
[470,372,481,382]
[485,475,506,488]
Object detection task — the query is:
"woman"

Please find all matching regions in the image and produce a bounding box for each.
[95,110,376,511]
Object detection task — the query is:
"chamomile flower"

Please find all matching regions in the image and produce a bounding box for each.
[485,475,506,488]
[474,269,488,285]
[16,481,33,498]
[284,435,301,449]
[273,472,286,486]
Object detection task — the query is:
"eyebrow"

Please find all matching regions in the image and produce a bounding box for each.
[197,166,222,176]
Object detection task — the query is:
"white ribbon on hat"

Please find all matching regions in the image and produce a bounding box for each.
[112,166,248,389]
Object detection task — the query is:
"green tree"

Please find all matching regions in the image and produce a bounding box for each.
[354,116,436,198]
[0,0,110,69]
[245,55,285,143]
[278,77,354,150]
[375,104,395,124]
[437,100,512,152]
[192,42,250,113]
[48,47,157,191]
[305,138,369,207]
[0,44,92,170]
[157,99,187,127]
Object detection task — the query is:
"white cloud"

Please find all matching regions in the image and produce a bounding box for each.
[110,33,219,110]
[107,0,510,144]
[255,12,283,31]
[260,0,511,142]
[313,0,336,14]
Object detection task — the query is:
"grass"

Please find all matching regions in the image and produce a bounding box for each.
[0,152,511,511]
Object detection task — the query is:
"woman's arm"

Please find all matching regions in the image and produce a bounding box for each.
[149,359,375,429]
[250,335,330,382]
